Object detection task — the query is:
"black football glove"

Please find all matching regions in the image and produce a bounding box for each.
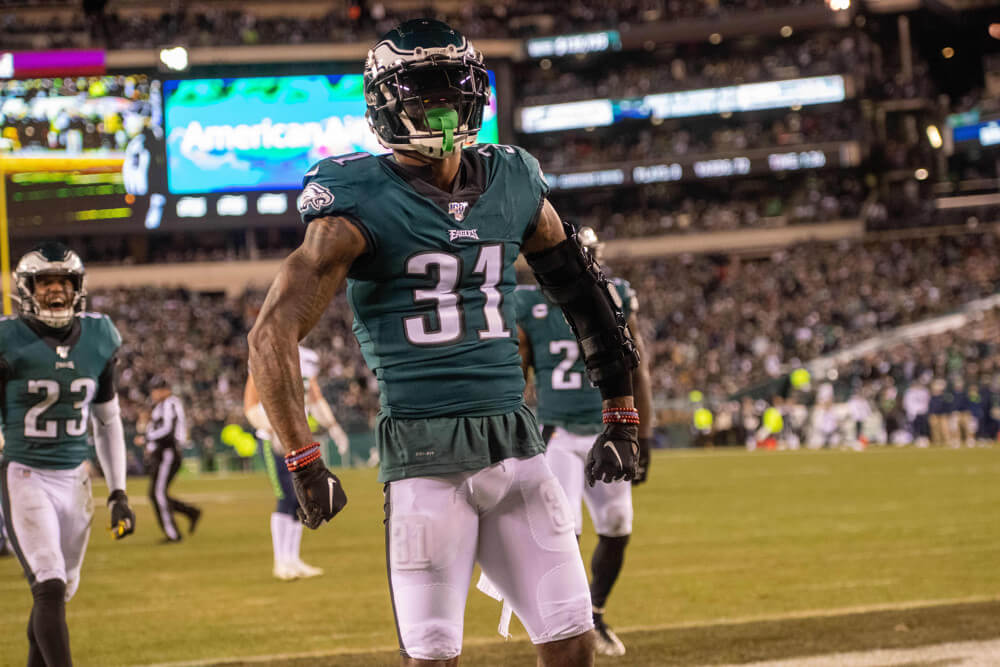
[291,458,348,529]
[632,437,653,486]
[107,490,135,540]
[586,423,639,486]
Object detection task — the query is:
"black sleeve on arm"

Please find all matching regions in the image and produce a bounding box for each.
[95,353,118,404]
[524,226,639,399]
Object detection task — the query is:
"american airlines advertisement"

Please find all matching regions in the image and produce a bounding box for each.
[164,73,499,195]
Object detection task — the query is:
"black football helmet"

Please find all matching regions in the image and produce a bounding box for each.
[13,241,86,329]
[364,19,490,159]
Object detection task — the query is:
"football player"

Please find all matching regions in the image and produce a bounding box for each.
[0,242,135,666]
[514,226,654,657]
[244,345,348,580]
[248,19,640,666]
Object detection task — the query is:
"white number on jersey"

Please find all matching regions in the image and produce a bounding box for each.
[24,378,98,439]
[550,340,583,390]
[403,244,510,346]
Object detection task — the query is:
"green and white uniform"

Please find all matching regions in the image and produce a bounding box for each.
[300,145,591,657]
[0,313,120,595]
[300,145,548,482]
[515,281,637,537]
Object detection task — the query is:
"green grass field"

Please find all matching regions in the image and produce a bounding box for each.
[2,446,999,666]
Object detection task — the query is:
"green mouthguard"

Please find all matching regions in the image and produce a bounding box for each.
[425,108,459,153]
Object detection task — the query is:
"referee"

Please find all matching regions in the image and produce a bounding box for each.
[145,376,201,542]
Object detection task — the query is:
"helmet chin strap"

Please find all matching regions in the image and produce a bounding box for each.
[425,108,459,154]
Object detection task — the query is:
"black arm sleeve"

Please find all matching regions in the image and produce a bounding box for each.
[524,226,639,399]
[94,353,118,404]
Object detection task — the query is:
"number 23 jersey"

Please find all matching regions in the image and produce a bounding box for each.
[299,145,548,419]
[0,313,121,469]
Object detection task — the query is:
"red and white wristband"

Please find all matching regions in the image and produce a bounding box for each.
[285,443,321,472]
[603,408,640,425]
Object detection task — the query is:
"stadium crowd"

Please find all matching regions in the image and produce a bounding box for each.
[517,31,871,105]
[705,305,1000,450]
[2,0,832,49]
[616,233,1000,399]
[526,108,860,168]
[551,172,867,236]
[78,232,1000,455]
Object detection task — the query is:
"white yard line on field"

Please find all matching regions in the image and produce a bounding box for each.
[712,637,1000,666]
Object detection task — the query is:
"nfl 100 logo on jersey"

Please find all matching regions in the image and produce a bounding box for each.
[448,201,469,221]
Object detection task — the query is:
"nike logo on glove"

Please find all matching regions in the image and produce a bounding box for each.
[604,441,623,468]
[328,477,337,509]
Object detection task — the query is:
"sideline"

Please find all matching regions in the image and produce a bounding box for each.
[140,594,1000,667]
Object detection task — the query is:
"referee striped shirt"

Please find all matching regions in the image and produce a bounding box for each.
[147,395,187,450]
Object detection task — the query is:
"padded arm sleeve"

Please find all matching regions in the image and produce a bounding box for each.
[92,396,127,493]
[524,226,639,399]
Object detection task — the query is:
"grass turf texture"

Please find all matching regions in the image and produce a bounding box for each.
[1,446,998,666]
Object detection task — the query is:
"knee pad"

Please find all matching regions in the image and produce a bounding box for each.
[399,620,463,661]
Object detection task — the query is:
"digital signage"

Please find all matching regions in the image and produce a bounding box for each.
[544,144,854,190]
[519,75,848,134]
[164,72,500,195]
[1,74,166,234]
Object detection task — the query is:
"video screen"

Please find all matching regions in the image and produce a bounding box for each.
[0,74,166,233]
[164,72,500,195]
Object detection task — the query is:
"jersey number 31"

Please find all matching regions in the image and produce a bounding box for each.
[404,244,510,346]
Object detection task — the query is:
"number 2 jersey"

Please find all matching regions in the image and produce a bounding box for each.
[514,279,637,433]
[0,313,121,469]
[299,145,549,419]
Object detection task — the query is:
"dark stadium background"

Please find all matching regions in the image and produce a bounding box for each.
[1,1,999,664]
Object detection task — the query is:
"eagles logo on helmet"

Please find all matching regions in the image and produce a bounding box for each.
[13,241,87,330]
[364,19,490,159]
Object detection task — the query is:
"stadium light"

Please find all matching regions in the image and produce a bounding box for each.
[926,125,943,149]
[914,168,929,181]
[941,47,955,59]
[826,0,850,10]
[159,46,189,72]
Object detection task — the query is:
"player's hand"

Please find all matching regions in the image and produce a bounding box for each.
[108,490,135,540]
[290,458,348,529]
[328,423,350,457]
[586,423,639,486]
[632,436,653,486]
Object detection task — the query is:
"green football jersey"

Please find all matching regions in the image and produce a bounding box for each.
[514,279,637,433]
[299,144,548,419]
[0,313,121,469]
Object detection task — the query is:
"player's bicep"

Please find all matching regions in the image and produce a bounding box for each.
[522,199,566,255]
[252,216,367,343]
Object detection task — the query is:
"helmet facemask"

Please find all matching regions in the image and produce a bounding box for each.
[365,23,490,159]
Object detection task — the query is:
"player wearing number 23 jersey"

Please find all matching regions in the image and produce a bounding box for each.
[0,241,135,667]
[248,19,640,666]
